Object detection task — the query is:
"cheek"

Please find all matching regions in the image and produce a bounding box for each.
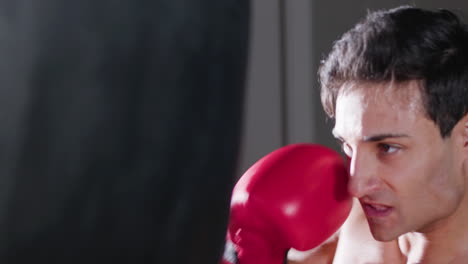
[401,149,462,212]
[427,144,463,196]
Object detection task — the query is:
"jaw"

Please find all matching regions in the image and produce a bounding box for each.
[363,204,404,242]
[396,192,468,262]
[367,220,399,242]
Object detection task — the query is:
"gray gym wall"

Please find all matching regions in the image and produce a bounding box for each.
[238,0,468,173]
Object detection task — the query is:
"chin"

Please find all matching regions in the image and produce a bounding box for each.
[371,232,396,242]
[368,225,402,242]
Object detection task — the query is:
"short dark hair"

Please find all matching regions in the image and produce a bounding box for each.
[319,6,468,137]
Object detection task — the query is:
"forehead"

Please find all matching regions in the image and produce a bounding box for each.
[333,81,426,140]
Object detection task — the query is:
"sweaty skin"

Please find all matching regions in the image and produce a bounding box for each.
[288,81,468,264]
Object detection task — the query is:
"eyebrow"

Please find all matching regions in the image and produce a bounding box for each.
[362,134,410,142]
[332,130,410,142]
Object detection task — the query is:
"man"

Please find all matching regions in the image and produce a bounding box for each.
[289,6,468,264]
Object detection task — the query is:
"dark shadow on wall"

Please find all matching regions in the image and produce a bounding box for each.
[0,1,249,263]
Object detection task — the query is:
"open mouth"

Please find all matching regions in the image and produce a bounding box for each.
[362,202,393,218]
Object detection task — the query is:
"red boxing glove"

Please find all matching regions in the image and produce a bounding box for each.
[223,144,352,264]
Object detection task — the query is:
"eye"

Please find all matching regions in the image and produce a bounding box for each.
[377,143,400,155]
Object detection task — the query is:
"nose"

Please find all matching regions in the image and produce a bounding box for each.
[347,150,380,198]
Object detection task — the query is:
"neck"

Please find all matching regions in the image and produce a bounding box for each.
[400,189,468,263]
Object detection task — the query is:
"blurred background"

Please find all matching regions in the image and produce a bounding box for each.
[239,0,468,172]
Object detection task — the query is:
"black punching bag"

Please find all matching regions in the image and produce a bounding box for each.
[0,0,249,263]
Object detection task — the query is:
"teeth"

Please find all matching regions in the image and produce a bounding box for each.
[370,204,388,211]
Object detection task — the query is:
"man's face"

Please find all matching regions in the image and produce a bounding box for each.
[332,81,465,241]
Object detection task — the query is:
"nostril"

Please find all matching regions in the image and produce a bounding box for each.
[347,172,367,199]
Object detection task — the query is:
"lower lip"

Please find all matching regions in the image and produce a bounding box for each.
[363,204,393,218]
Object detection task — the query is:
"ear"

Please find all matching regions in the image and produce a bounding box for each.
[464,115,468,147]
[463,114,468,151]
[460,115,468,178]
